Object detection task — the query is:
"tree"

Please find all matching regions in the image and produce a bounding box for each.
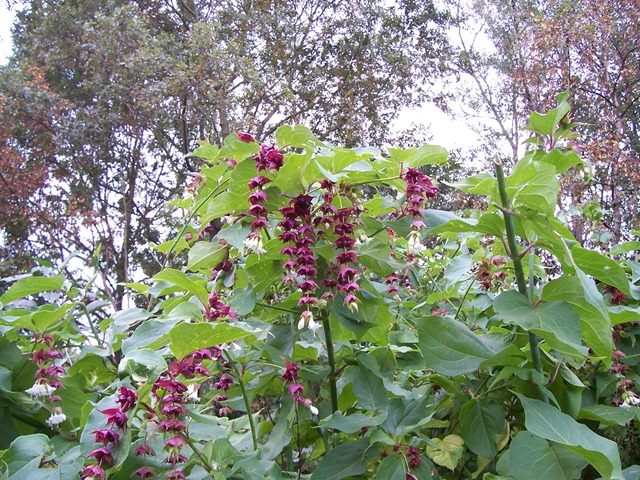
[444,0,640,245]
[1,0,450,308]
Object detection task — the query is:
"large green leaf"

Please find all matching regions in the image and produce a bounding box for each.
[517,394,623,480]
[275,124,323,149]
[187,242,228,273]
[151,269,210,305]
[320,411,387,434]
[168,322,253,359]
[310,438,376,480]
[388,144,448,167]
[459,399,504,459]
[542,275,612,363]
[352,364,389,411]
[503,431,587,480]
[524,91,571,136]
[0,434,54,474]
[375,455,406,480]
[416,315,502,376]
[448,174,499,200]
[570,246,630,295]
[0,275,65,306]
[493,290,587,357]
[507,159,558,214]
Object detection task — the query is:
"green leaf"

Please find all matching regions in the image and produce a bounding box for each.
[538,149,583,174]
[375,455,406,480]
[493,291,587,357]
[219,132,260,160]
[151,269,209,305]
[358,243,404,277]
[426,434,464,471]
[577,405,637,426]
[187,242,228,273]
[0,275,65,306]
[570,246,630,295]
[320,411,387,434]
[388,144,448,167]
[507,159,558,213]
[383,396,436,436]
[542,275,612,363]
[168,322,253,359]
[310,438,376,480]
[118,348,167,380]
[202,191,249,221]
[516,394,623,480]
[275,124,323,149]
[524,92,571,136]
[505,431,587,480]
[610,241,640,255]
[352,364,389,411]
[444,254,473,285]
[460,399,504,459]
[121,319,179,355]
[416,315,502,376]
[0,434,53,474]
[448,174,499,200]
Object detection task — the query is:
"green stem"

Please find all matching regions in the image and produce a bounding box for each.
[321,313,339,414]
[224,352,258,450]
[187,437,214,474]
[494,158,544,379]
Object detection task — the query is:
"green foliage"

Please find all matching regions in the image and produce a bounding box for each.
[0,96,638,480]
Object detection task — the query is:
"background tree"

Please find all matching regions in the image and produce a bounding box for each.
[1,0,450,308]
[444,0,640,245]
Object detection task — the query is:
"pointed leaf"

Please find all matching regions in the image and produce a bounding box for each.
[0,275,65,306]
[416,315,502,376]
[460,399,504,459]
[516,394,623,480]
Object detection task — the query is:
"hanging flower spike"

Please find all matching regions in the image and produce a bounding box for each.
[281,359,300,383]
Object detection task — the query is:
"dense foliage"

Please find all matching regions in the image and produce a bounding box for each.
[0,94,639,479]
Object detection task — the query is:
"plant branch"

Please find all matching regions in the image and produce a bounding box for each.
[321,312,339,415]
[494,157,544,381]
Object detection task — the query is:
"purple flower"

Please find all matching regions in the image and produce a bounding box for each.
[134,444,156,456]
[81,465,105,480]
[288,384,304,397]
[100,409,128,430]
[281,359,299,383]
[92,429,120,446]
[87,448,114,466]
[116,386,137,412]
[132,466,156,478]
[236,131,255,143]
[164,435,188,449]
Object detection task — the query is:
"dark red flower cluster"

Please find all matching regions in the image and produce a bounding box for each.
[381,444,422,479]
[604,284,628,305]
[254,143,284,172]
[209,346,236,416]
[397,168,438,218]
[25,333,67,429]
[475,256,508,291]
[278,195,320,313]
[82,386,137,480]
[139,349,212,479]
[280,359,318,415]
[205,291,238,321]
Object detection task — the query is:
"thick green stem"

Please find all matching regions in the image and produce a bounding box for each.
[224,352,258,450]
[494,159,544,377]
[321,313,339,414]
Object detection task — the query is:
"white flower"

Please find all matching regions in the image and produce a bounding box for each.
[354,229,371,247]
[25,383,56,397]
[45,410,66,428]
[243,233,266,255]
[309,404,319,415]
[407,231,426,255]
[621,390,640,408]
[298,311,321,333]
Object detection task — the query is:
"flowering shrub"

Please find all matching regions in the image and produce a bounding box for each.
[0,93,639,479]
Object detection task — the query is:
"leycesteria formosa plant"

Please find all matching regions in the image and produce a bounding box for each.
[0,93,639,479]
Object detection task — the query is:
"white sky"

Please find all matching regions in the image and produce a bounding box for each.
[0,3,12,63]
